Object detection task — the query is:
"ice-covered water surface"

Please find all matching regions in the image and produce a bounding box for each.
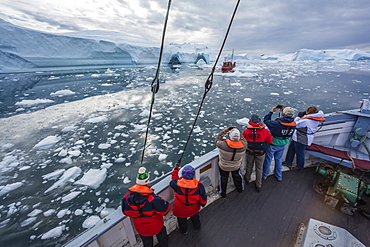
[0,60,370,247]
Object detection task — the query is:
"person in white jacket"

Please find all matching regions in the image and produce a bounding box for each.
[284,106,325,171]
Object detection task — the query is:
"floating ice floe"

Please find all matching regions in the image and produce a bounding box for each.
[85,115,108,123]
[158,154,168,161]
[132,124,147,132]
[98,143,111,150]
[236,117,250,126]
[45,167,82,193]
[57,209,71,218]
[100,208,115,218]
[68,150,81,157]
[120,104,136,109]
[61,125,77,132]
[1,143,14,150]
[243,98,252,102]
[43,209,56,217]
[115,157,126,163]
[139,109,150,117]
[82,215,101,229]
[270,92,280,96]
[74,168,107,189]
[34,136,61,149]
[123,177,131,184]
[50,89,76,97]
[0,154,20,173]
[41,225,65,239]
[28,209,43,217]
[20,217,37,227]
[61,191,82,203]
[15,99,55,107]
[0,182,23,196]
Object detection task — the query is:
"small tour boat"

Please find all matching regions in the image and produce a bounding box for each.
[221,49,236,72]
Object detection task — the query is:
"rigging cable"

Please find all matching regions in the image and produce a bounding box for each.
[176,0,241,167]
[140,0,172,165]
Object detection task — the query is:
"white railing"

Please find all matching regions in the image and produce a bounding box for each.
[64,148,245,247]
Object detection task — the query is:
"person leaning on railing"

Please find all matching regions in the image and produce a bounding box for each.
[121,167,170,247]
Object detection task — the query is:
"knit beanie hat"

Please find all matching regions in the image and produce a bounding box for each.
[182,165,195,179]
[229,128,240,141]
[250,114,261,123]
[283,107,294,117]
[136,167,150,185]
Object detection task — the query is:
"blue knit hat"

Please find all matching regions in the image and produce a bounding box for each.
[182,165,195,179]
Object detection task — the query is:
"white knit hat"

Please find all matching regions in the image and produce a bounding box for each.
[136,167,150,185]
[229,128,240,141]
[283,107,294,117]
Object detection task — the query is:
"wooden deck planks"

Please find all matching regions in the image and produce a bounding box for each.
[167,167,370,247]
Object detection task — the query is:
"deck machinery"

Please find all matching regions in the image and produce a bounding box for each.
[315,164,370,216]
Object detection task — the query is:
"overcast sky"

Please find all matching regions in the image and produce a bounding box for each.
[1,0,370,55]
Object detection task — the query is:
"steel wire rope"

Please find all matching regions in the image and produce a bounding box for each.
[140,0,172,165]
[176,0,241,167]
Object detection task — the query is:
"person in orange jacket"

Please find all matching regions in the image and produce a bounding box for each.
[122,167,170,247]
[242,114,273,192]
[170,165,207,234]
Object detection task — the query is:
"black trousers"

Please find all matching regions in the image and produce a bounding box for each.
[140,225,168,247]
[219,167,244,196]
[177,212,201,232]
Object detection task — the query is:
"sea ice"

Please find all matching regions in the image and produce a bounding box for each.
[50,89,76,97]
[57,209,71,218]
[85,115,108,123]
[61,191,82,203]
[34,136,61,149]
[15,99,55,106]
[82,215,100,229]
[45,167,82,193]
[74,168,107,189]
[0,182,23,196]
[158,154,168,161]
[41,225,65,239]
[98,143,111,149]
[1,143,14,150]
[236,117,250,126]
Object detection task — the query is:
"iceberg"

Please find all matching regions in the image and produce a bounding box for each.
[0,19,214,72]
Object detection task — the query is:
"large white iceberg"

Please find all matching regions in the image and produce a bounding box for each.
[0,19,214,72]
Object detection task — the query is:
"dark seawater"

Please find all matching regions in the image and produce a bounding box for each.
[0,61,369,247]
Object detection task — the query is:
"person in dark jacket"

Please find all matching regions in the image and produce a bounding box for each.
[122,167,170,247]
[215,126,248,198]
[170,165,208,234]
[242,114,273,191]
[262,106,296,181]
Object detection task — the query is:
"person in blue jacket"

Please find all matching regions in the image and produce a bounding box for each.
[262,105,296,181]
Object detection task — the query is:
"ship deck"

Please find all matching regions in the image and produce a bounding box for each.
[167,166,370,247]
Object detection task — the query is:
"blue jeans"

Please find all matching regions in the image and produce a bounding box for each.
[285,141,308,169]
[262,144,285,180]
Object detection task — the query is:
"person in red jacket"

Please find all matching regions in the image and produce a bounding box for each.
[122,167,170,247]
[170,165,208,234]
[242,114,273,192]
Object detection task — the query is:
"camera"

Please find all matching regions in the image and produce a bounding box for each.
[298,111,306,118]
[276,105,283,109]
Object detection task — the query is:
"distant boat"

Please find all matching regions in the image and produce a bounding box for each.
[222,49,236,72]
